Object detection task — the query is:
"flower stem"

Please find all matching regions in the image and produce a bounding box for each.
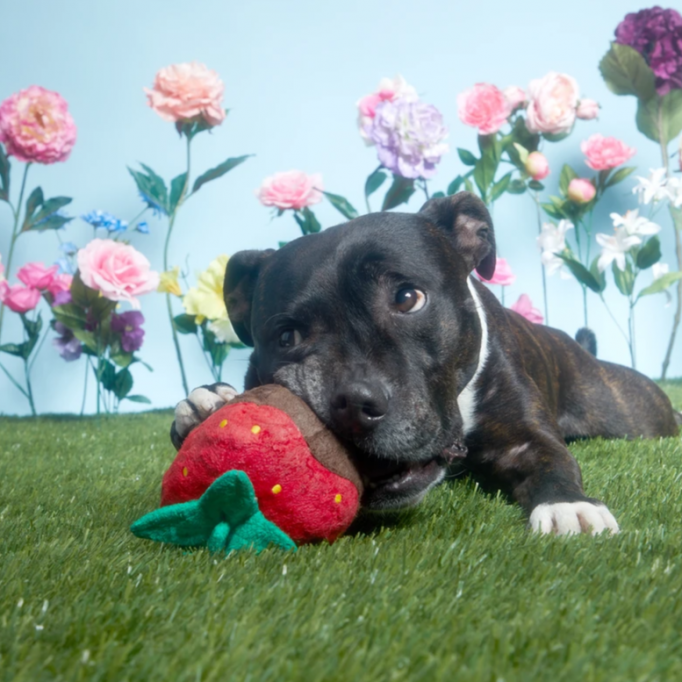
[80,358,90,416]
[582,285,588,328]
[599,293,630,349]
[531,191,549,325]
[0,163,31,343]
[23,355,36,416]
[628,298,637,370]
[0,359,29,398]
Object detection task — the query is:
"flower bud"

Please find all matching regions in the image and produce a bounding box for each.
[525,151,550,180]
[567,178,596,203]
[576,99,599,120]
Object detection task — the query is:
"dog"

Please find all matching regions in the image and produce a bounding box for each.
[171,193,681,535]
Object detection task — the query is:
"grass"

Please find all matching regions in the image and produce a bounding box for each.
[0,388,681,682]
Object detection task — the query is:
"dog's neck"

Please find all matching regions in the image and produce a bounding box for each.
[456,276,489,436]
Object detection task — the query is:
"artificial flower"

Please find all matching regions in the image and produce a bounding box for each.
[0,283,41,313]
[567,178,596,203]
[357,75,418,144]
[510,294,543,324]
[111,311,145,353]
[16,262,59,290]
[183,255,229,323]
[457,83,511,135]
[610,209,661,237]
[596,228,641,272]
[476,257,516,286]
[256,171,323,210]
[581,134,636,171]
[158,266,183,297]
[525,72,580,135]
[633,168,669,204]
[52,321,82,361]
[525,152,550,180]
[81,210,128,233]
[576,99,599,120]
[537,220,574,275]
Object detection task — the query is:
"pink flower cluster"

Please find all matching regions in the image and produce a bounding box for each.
[0,262,72,313]
[256,170,324,210]
[581,134,636,171]
[145,62,226,127]
[77,239,159,309]
[0,86,77,164]
[356,75,418,143]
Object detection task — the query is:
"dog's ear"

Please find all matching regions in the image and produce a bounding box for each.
[224,249,275,346]
[419,192,496,280]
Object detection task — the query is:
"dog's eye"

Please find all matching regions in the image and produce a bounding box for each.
[279,329,302,348]
[394,288,426,314]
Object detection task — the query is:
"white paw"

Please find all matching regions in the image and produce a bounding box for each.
[173,384,237,443]
[529,502,619,536]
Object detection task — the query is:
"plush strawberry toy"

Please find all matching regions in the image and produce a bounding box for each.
[132,385,363,552]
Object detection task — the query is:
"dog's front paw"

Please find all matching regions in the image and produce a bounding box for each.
[529,501,619,536]
[170,383,238,450]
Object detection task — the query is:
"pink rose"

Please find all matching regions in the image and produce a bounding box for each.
[0,283,41,313]
[525,72,580,135]
[477,257,516,286]
[503,86,526,110]
[525,151,550,180]
[77,239,159,309]
[47,273,73,296]
[357,75,418,144]
[145,62,226,127]
[0,86,77,164]
[256,171,324,210]
[511,294,543,324]
[457,83,511,135]
[576,99,599,120]
[567,178,596,203]
[16,262,59,290]
[581,134,636,171]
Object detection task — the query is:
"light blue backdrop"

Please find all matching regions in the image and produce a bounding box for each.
[1,0,680,416]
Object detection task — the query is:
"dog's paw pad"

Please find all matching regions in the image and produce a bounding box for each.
[171,383,236,447]
[529,501,619,536]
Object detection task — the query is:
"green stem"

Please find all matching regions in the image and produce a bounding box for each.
[23,355,36,416]
[599,294,630,349]
[0,163,31,343]
[628,298,637,370]
[531,191,549,325]
[0,359,29,398]
[80,358,90,416]
[96,333,102,417]
[582,285,588,328]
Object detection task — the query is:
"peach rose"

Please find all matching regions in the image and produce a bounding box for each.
[576,99,599,120]
[77,239,159,309]
[567,178,596,203]
[256,171,324,210]
[16,262,59,290]
[145,62,225,127]
[511,294,543,324]
[581,134,636,171]
[525,152,550,180]
[0,86,77,164]
[457,83,511,135]
[525,72,580,136]
[476,257,516,286]
[0,283,41,313]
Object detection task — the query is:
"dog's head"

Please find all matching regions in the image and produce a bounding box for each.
[225,192,495,510]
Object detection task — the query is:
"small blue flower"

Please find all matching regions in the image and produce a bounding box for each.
[55,257,75,275]
[138,191,167,217]
[81,210,128,232]
[135,221,150,234]
[60,242,78,255]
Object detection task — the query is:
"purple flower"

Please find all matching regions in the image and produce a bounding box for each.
[52,290,72,306]
[615,6,682,95]
[111,311,145,353]
[53,322,82,361]
[367,98,449,179]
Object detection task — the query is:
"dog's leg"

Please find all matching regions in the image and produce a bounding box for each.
[170,383,237,450]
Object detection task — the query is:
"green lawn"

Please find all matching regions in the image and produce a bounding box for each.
[1,386,681,682]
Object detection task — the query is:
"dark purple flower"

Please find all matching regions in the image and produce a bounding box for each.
[367,98,449,179]
[53,321,82,361]
[111,310,145,352]
[615,6,682,95]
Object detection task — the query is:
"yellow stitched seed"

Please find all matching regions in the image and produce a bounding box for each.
[272,484,282,494]
[334,494,342,503]
[251,425,261,434]
[219,419,228,428]
[182,467,188,477]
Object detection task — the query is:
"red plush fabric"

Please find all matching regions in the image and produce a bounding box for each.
[162,402,359,544]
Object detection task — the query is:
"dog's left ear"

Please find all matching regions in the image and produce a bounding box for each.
[419,192,496,280]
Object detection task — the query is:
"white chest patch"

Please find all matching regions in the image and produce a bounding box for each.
[457,277,489,436]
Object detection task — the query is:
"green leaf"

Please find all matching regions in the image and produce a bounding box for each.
[323,191,359,220]
[447,176,465,196]
[489,173,512,203]
[210,342,229,368]
[605,166,636,189]
[382,175,415,211]
[473,155,497,200]
[293,207,322,235]
[169,172,188,214]
[637,272,682,299]
[21,186,44,231]
[70,272,100,308]
[0,144,10,202]
[0,343,24,357]
[52,304,87,331]
[21,313,43,340]
[33,196,72,223]
[507,179,527,195]
[174,314,198,335]
[540,202,563,219]
[113,368,133,400]
[599,43,656,100]
[364,168,387,201]
[192,155,252,194]
[125,394,152,404]
[431,191,446,199]
[612,260,635,296]
[635,90,682,146]
[636,236,662,270]
[129,166,168,215]
[528,180,545,191]
[99,360,117,392]
[512,143,529,165]
[558,254,603,293]
[559,165,578,196]
[72,329,98,353]
[590,257,607,293]
[463,177,474,194]
[31,214,74,232]
[457,148,478,166]
[111,352,134,369]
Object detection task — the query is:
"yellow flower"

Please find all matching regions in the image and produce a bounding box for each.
[183,255,229,324]
[157,266,182,297]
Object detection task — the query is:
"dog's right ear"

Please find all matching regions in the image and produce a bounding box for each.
[224,249,275,347]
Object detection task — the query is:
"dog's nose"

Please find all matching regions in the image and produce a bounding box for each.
[331,381,388,434]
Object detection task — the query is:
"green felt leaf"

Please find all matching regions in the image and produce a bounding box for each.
[22,186,44,231]
[169,172,188,214]
[457,148,478,166]
[129,165,168,215]
[174,314,198,335]
[113,368,133,400]
[382,175,415,211]
[558,254,604,293]
[364,168,387,201]
[636,236,662,270]
[323,191,359,220]
[636,91,682,145]
[599,43,656,100]
[192,155,252,194]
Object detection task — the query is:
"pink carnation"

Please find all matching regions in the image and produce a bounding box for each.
[457,83,511,135]
[0,282,41,313]
[0,86,77,164]
[477,257,516,286]
[511,294,543,324]
[256,171,324,210]
[525,72,579,136]
[581,134,636,171]
[77,239,159,310]
[145,62,226,127]
[16,262,58,290]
